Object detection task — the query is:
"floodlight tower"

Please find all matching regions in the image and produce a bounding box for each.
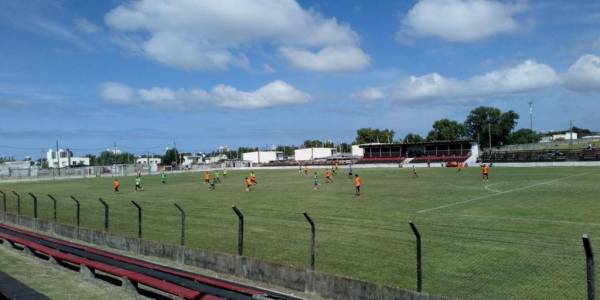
[528,101,533,143]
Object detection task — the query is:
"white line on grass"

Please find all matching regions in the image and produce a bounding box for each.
[417,172,592,214]
[484,183,502,193]
[426,212,600,227]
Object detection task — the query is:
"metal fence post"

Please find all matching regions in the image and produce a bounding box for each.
[70,196,80,228]
[28,193,37,219]
[98,198,109,231]
[409,221,422,293]
[174,203,185,246]
[131,201,142,239]
[303,212,316,270]
[47,195,58,222]
[583,234,595,300]
[11,191,20,215]
[0,191,6,213]
[232,206,244,256]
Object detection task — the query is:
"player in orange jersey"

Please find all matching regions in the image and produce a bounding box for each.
[113,178,120,192]
[354,174,362,196]
[481,164,489,182]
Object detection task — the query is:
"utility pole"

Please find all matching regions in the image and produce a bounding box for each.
[56,140,60,176]
[528,101,534,143]
[570,120,574,151]
[488,123,492,151]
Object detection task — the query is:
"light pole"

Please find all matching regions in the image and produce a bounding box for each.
[528,101,533,143]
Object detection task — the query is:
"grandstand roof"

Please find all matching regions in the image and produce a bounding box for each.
[360,140,474,148]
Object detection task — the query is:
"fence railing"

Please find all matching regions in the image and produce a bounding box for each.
[0,189,596,300]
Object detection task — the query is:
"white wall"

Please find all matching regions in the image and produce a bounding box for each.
[351,145,364,157]
[242,151,280,163]
[294,148,334,161]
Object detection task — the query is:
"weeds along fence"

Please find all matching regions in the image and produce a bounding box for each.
[0,190,596,300]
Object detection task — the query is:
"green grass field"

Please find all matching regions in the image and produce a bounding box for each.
[1,166,599,299]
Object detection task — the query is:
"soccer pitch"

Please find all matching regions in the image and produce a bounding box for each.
[1,166,599,299]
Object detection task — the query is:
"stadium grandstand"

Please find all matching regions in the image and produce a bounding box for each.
[359,140,477,164]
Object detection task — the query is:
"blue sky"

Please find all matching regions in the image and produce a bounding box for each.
[2,0,600,158]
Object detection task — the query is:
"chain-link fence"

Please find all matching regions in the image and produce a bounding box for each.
[0,190,596,300]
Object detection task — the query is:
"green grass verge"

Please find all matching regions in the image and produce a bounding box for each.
[1,167,599,299]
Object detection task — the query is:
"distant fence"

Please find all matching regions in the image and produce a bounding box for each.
[0,190,596,300]
[0,163,232,182]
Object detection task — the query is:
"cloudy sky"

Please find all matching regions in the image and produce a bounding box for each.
[2,0,600,158]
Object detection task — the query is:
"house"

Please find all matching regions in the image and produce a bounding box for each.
[205,154,228,164]
[46,149,90,168]
[136,157,162,165]
[540,132,578,143]
[182,153,204,167]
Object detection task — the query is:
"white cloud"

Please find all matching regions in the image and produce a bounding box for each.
[100,80,311,109]
[564,54,600,91]
[75,17,101,34]
[356,60,559,102]
[399,0,526,42]
[352,87,386,100]
[105,0,369,71]
[100,82,134,103]
[280,45,370,72]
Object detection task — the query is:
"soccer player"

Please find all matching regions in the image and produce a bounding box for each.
[354,174,362,196]
[250,171,257,185]
[245,177,253,192]
[457,162,463,174]
[335,161,339,174]
[209,177,217,191]
[203,172,211,185]
[348,163,353,178]
[412,165,418,178]
[113,178,120,192]
[160,171,167,184]
[303,165,309,176]
[324,169,333,183]
[223,169,228,178]
[135,176,143,191]
[313,172,320,190]
[482,163,490,182]
[214,170,221,183]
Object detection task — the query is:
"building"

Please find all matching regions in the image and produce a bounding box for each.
[540,132,578,143]
[136,157,162,165]
[242,151,283,163]
[360,140,478,164]
[351,144,367,157]
[46,149,90,168]
[205,154,228,164]
[182,154,204,167]
[294,148,336,161]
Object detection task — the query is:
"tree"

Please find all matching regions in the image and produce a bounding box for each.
[426,119,467,141]
[162,148,179,166]
[464,106,519,147]
[572,126,593,137]
[404,133,424,143]
[303,140,324,148]
[276,145,296,157]
[93,151,135,166]
[354,128,395,144]
[507,129,542,145]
